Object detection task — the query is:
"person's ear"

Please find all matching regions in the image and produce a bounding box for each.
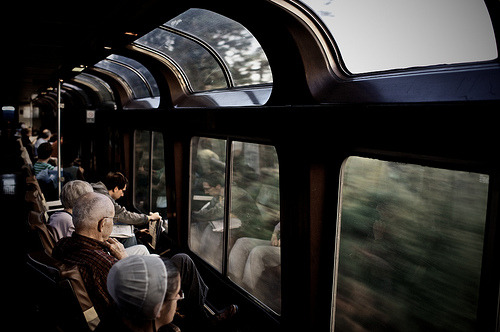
[97,217,105,232]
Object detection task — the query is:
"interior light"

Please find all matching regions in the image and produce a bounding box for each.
[72,65,86,72]
[124,32,138,37]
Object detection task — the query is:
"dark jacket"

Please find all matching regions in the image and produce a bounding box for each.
[92,181,148,226]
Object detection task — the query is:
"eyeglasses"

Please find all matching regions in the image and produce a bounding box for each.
[167,290,184,301]
[100,216,119,223]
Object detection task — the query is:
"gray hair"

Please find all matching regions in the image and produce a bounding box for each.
[73,192,114,231]
[60,180,93,209]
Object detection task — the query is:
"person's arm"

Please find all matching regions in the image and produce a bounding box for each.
[192,199,224,222]
[113,200,149,225]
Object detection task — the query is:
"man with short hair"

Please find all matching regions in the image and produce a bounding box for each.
[53,192,237,325]
[92,171,161,247]
[33,142,55,176]
[34,128,51,157]
[52,192,128,317]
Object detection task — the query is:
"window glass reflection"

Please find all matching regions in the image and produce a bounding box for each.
[189,137,227,271]
[228,142,280,314]
[334,157,488,331]
[134,130,151,213]
[164,8,272,86]
[189,138,281,314]
[151,132,166,217]
[135,28,227,91]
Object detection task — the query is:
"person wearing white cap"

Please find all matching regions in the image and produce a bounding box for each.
[53,192,238,328]
[96,255,182,332]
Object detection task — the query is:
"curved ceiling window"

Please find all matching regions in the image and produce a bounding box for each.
[135,8,272,92]
[72,73,116,109]
[136,28,227,91]
[94,54,160,104]
[107,54,160,97]
[300,0,498,74]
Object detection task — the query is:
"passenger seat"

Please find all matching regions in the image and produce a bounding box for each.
[26,251,100,331]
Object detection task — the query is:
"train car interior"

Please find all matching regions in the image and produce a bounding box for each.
[2,0,500,331]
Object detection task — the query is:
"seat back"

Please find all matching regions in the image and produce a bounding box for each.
[27,210,57,255]
[26,251,100,331]
[25,184,49,220]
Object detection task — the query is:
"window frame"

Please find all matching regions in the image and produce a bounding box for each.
[70,73,116,108]
[269,0,500,103]
[133,130,153,214]
[159,25,233,89]
[188,136,281,315]
[331,154,493,332]
[131,7,273,106]
[133,130,166,217]
[134,27,228,93]
[297,0,498,76]
[91,54,161,109]
[106,55,160,98]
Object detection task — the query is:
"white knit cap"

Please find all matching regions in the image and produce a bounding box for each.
[107,255,168,320]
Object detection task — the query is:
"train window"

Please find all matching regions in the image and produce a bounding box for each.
[134,130,152,212]
[189,137,281,314]
[135,8,272,92]
[333,157,489,331]
[300,0,497,74]
[163,8,272,87]
[133,130,167,220]
[95,54,159,101]
[72,73,115,108]
[228,141,280,314]
[189,137,227,271]
[107,54,160,97]
[135,28,227,92]
[151,132,167,216]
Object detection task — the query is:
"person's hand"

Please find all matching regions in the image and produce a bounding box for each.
[148,212,161,221]
[104,238,128,260]
[271,233,280,247]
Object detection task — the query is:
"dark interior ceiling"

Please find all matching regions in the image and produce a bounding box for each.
[2,0,183,107]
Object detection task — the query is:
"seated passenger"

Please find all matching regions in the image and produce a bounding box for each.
[53,192,237,323]
[196,138,220,177]
[191,172,264,268]
[48,180,93,240]
[92,172,161,248]
[191,172,264,237]
[52,192,139,316]
[33,142,56,176]
[228,222,281,312]
[192,172,263,236]
[49,180,148,256]
[34,128,52,157]
[96,255,181,332]
[34,142,59,200]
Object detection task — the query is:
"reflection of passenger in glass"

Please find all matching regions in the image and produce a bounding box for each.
[191,172,262,268]
[228,222,281,313]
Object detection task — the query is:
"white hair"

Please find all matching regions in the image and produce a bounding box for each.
[73,192,114,231]
[60,180,93,209]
